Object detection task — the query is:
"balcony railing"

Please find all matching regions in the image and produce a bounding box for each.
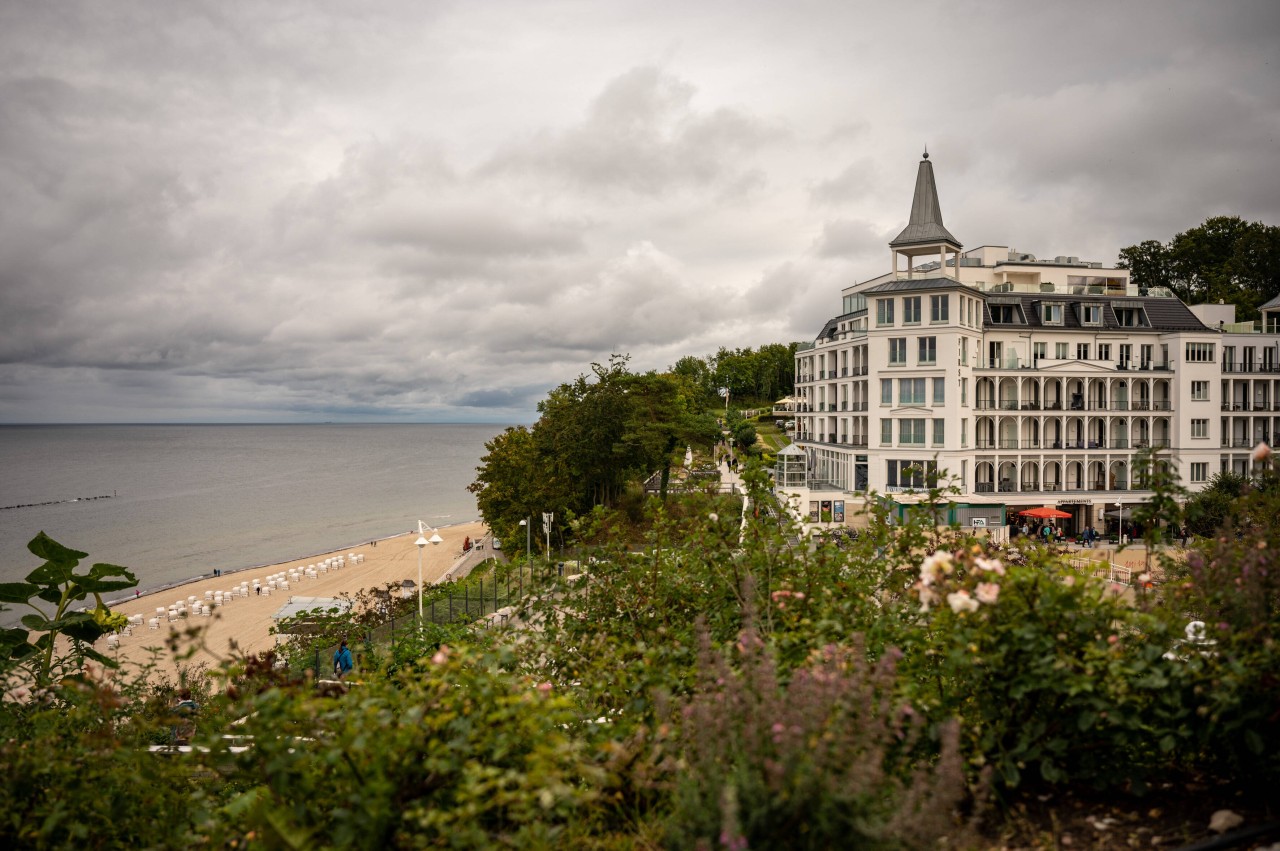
[975,481,1146,494]
[1221,363,1280,374]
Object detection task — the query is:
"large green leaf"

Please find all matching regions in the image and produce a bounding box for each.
[34,586,62,605]
[21,613,52,631]
[0,626,33,658]
[26,560,75,586]
[46,611,100,642]
[0,582,39,604]
[26,532,87,568]
[73,563,138,594]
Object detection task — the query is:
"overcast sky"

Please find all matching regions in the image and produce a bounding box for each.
[1,1,1277,423]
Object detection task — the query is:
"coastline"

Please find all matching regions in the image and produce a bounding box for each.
[101,519,490,680]
[102,521,479,610]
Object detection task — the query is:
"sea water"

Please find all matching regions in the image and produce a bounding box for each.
[0,424,505,600]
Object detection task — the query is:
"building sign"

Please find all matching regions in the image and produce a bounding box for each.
[809,501,819,522]
[1058,499,1091,505]
[834,500,845,523]
[971,518,987,528]
[820,500,833,522]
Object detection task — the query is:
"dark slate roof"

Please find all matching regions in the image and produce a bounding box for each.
[889,155,961,249]
[981,294,1210,333]
[861,276,963,294]
[816,312,859,341]
[1261,293,1280,311]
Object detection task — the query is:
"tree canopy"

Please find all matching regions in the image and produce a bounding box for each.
[468,355,719,552]
[1118,215,1280,320]
[670,343,798,408]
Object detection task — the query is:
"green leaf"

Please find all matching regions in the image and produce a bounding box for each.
[72,564,138,594]
[25,560,75,586]
[20,613,52,631]
[26,532,87,569]
[1158,734,1176,753]
[0,626,33,657]
[0,582,39,604]
[1077,710,1098,731]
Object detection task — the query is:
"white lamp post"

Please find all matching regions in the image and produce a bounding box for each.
[1115,501,1124,544]
[519,516,531,594]
[415,532,444,628]
[415,536,428,624]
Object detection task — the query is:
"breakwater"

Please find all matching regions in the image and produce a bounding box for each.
[1,492,116,511]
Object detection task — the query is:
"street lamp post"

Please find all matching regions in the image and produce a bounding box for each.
[519,517,531,595]
[415,536,428,626]
[415,532,444,631]
[1115,501,1124,545]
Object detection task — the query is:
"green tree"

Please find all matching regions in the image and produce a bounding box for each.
[1117,239,1173,293]
[1120,215,1280,319]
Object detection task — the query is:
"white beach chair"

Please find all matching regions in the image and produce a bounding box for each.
[148,618,160,630]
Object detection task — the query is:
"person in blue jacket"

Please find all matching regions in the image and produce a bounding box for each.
[333,638,354,679]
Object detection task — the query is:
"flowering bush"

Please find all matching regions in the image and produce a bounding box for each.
[901,545,1179,790]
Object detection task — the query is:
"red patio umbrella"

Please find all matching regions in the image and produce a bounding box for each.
[1018,506,1072,519]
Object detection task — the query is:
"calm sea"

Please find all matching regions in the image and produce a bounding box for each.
[0,424,504,602]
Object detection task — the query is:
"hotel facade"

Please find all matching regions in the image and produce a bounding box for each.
[784,154,1280,533]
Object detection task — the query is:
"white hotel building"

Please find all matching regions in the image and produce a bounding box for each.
[784,153,1280,533]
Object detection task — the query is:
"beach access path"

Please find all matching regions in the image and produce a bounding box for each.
[104,520,488,681]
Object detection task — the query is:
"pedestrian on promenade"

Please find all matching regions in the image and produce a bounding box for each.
[333,639,354,680]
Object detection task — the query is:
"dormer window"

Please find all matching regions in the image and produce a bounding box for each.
[1042,303,1063,325]
[989,302,1025,324]
[1112,305,1149,327]
[1081,303,1103,326]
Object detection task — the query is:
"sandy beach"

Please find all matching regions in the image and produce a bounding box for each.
[102,520,488,680]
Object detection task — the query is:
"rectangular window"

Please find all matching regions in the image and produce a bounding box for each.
[930,294,949,322]
[1191,381,1210,401]
[881,378,892,405]
[960,337,969,365]
[899,418,926,446]
[932,377,945,405]
[1098,344,1111,361]
[1077,343,1090,360]
[1034,342,1046,361]
[990,304,1022,323]
[889,338,906,364]
[903,296,922,324]
[1055,342,1068,359]
[961,378,968,406]
[1081,304,1103,326]
[1186,342,1216,362]
[932,418,945,446]
[876,298,894,326]
[1191,462,1208,483]
[1115,307,1145,327]
[887,459,938,489]
[1042,303,1063,325]
[961,418,968,448]
[899,378,925,405]
[1191,418,1209,438]
[918,336,936,364]
[880,419,893,445]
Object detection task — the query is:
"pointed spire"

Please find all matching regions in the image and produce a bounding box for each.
[889,151,960,249]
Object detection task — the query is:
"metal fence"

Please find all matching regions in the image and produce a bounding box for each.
[282,562,552,676]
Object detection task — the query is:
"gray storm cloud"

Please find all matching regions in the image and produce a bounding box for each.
[0,0,1277,422]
